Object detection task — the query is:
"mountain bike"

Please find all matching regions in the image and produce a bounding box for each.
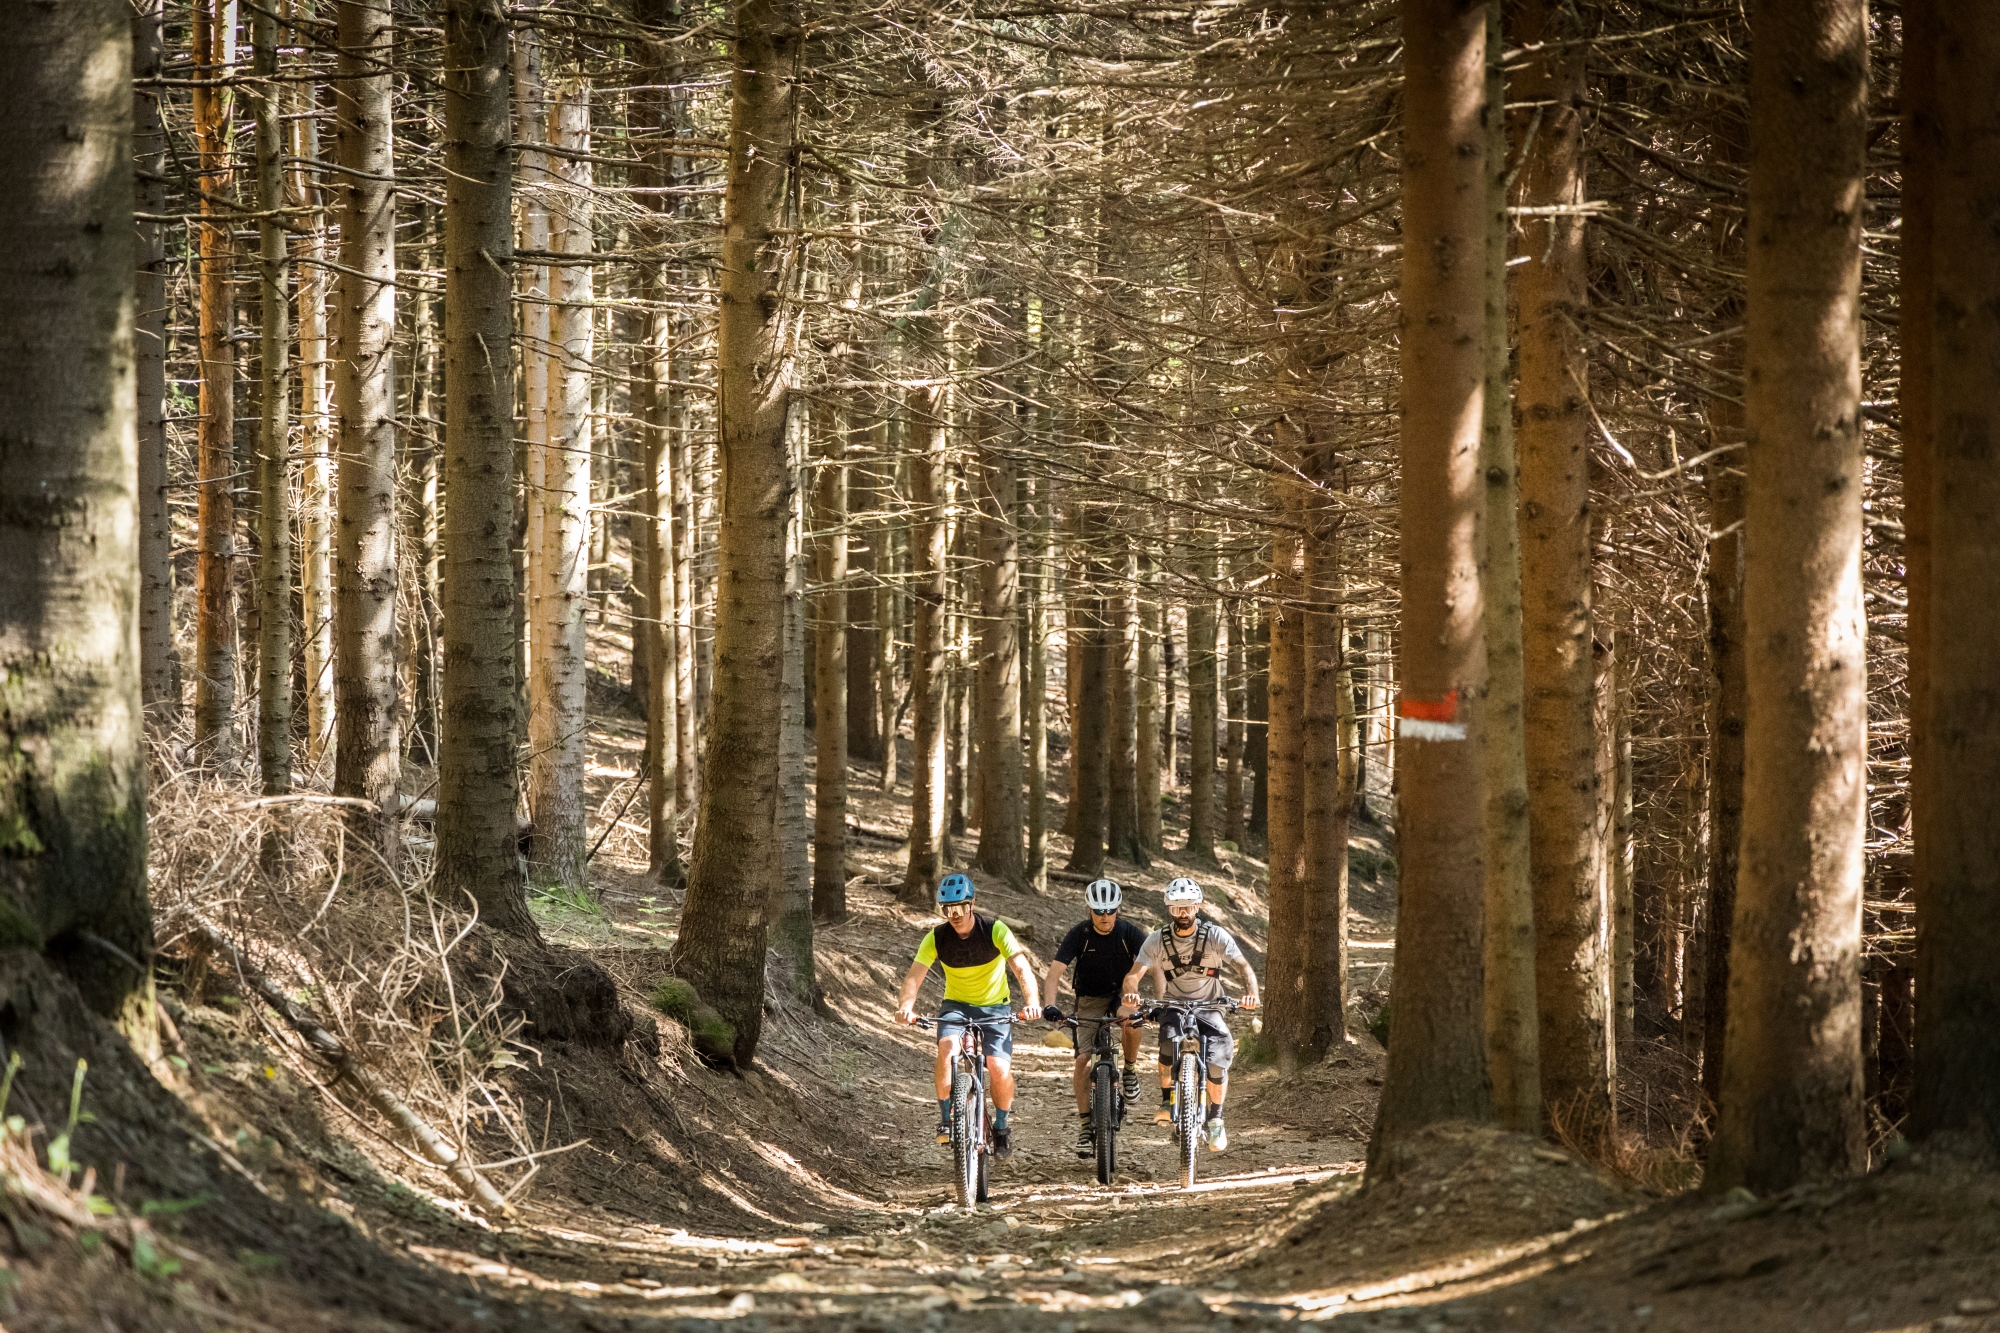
[1135,996,1240,1190]
[914,1014,1012,1208]
[1044,1007,1130,1186]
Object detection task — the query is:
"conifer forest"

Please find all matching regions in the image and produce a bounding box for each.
[7,0,2000,1327]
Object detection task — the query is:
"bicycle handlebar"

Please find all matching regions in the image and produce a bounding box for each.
[913,1014,1017,1032]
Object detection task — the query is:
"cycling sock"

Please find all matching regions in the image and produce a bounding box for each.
[993,1108,1010,1131]
[937,1099,950,1121]
[1160,1088,1173,1104]
[1206,1103,1223,1122]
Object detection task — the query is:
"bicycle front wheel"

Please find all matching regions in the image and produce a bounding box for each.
[1178,1056,1202,1190]
[1092,1061,1118,1185]
[952,1068,979,1209]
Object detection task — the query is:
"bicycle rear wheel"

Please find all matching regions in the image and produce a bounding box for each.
[1178,1056,1202,1189]
[1092,1061,1118,1185]
[952,1069,978,1209]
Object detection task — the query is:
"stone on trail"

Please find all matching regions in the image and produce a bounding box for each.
[1133,1285,1212,1319]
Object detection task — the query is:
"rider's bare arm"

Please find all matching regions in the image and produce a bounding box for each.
[895,960,931,1023]
[1041,960,1068,1009]
[1009,952,1041,1017]
[1235,957,1261,1009]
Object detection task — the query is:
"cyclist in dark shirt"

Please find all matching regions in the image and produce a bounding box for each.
[1040,878,1150,1158]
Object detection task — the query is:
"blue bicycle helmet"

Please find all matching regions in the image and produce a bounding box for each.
[936,873,976,905]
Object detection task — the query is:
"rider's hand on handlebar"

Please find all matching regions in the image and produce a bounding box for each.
[896,1002,917,1026]
[1041,1005,1065,1023]
[1017,1003,1039,1022]
[1238,995,1258,1012]
[1117,991,1140,1019]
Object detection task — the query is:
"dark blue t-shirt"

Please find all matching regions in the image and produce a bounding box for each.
[1054,917,1149,999]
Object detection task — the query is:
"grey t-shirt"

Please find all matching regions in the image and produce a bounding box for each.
[1135,920,1246,1001]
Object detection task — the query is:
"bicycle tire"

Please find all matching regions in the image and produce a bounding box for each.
[952,1068,978,1209]
[1178,1055,1202,1190]
[1092,1061,1118,1185]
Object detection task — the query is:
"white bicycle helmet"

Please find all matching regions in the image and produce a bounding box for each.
[1164,877,1204,906]
[1085,878,1123,912]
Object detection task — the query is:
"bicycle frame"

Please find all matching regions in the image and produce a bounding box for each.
[916,1014,1012,1208]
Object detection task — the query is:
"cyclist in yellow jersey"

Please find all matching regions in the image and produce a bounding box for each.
[896,873,1040,1157]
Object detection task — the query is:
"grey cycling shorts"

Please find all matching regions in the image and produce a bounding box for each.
[1156,1008,1234,1076]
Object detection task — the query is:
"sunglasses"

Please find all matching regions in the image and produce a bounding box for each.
[1090,909,1118,917]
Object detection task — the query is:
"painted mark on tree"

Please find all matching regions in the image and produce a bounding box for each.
[1397,690,1466,742]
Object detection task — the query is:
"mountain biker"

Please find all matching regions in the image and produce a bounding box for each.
[1118,877,1260,1152]
[895,873,1040,1160]
[1040,877,1150,1158]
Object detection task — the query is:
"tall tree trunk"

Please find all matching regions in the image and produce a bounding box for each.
[192,0,237,761]
[135,0,176,723]
[1912,0,2000,1157]
[1512,0,1610,1141]
[1137,554,1163,853]
[1247,615,1269,837]
[1709,0,1868,1193]
[1224,603,1246,845]
[295,85,335,771]
[527,84,592,889]
[1697,94,1749,1120]
[1066,515,1109,876]
[671,0,801,1065]
[0,0,151,1016]
[1301,501,1352,1061]
[878,449,901,793]
[1370,0,1492,1173]
[1483,1,1540,1134]
[1026,473,1050,890]
[1106,540,1145,865]
[252,3,292,798]
[847,449,882,764]
[813,375,849,920]
[1264,499,1308,1069]
[773,403,816,996]
[334,0,400,848]
[513,9,547,744]
[1185,568,1219,862]
[903,384,950,902]
[438,0,535,936]
[975,386,1024,886]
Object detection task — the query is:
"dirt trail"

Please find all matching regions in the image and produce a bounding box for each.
[12,740,2000,1330]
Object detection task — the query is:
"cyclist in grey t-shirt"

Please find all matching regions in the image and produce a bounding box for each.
[1119,878,1260,1151]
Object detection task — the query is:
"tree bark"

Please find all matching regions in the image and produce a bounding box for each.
[134,0,176,723]
[813,373,849,920]
[1912,0,2000,1157]
[975,382,1024,886]
[1370,0,1492,1172]
[294,86,335,772]
[1247,617,1269,837]
[1301,504,1352,1060]
[1066,518,1109,877]
[1512,0,1610,1141]
[1185,555,1219,862]
[1709,0,1868,1193]
[1137,555,1163,854]
[0,0,150,1017]
[1026,473,1051,890]
[192,0,236,762]
[1698,97,1749,1124]
[333,0,400,848]
[671,0,801,1065]
[1480,0,1540,1135]
[773,403,816,997]
[903,385,950,903]
[438,0,535,936]
[1106,540,1145,865]
[252,4,292,798]
[1224,603,1246,845]
[1264,503,1308,1068]
[527,83,592,890]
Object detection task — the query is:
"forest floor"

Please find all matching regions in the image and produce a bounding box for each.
[8,681,2000,1330]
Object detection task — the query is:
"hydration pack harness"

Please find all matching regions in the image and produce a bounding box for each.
[1163,919,1219,981]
